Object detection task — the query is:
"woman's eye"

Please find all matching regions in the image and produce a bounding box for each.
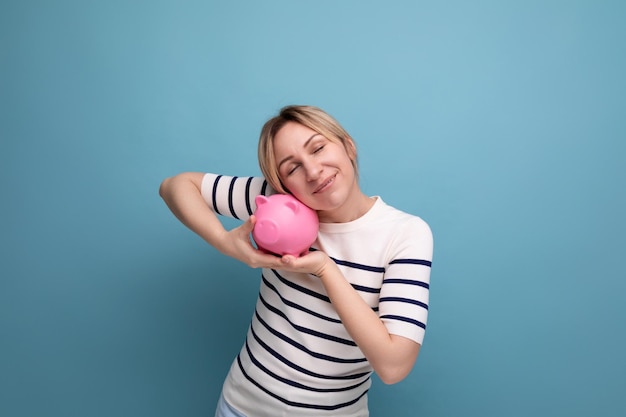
[314,145,325,153]
[287,165,300,175]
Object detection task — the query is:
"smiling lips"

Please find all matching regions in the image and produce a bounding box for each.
[313,174,336,194]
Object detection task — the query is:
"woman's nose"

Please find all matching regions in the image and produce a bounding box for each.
[304,161,322,181]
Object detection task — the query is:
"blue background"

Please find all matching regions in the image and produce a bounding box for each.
[2,1,625,416]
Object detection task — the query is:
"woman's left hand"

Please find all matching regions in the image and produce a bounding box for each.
[278,250,335,278]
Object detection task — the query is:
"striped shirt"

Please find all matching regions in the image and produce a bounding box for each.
[201,174,433,417]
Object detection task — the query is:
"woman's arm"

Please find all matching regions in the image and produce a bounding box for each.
[319,259,420,384]
[281,252,420,385]
[159,172,286,269]
[160,172,228,248]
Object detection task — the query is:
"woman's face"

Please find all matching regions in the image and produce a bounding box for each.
[272,121,358,215]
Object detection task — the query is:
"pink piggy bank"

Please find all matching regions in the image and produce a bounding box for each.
[252,194,319,257]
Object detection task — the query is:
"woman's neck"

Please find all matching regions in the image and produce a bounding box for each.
[317,191,376,224]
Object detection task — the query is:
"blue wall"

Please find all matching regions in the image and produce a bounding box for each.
[2,1,625,416]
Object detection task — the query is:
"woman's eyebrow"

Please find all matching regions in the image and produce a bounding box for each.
[277,133,322,170]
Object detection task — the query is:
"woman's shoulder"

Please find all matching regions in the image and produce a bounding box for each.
[376,201,433,259]
[376,198,431,232]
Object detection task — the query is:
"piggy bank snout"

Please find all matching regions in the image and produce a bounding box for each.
[253,219,280,244]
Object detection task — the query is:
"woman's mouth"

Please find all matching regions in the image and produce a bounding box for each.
[313,174,336,194]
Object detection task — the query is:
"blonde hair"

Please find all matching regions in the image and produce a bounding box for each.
[258,105,358,194]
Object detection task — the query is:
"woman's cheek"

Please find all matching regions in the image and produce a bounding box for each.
[283,178,303,195]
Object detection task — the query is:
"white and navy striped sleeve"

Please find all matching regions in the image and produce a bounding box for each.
[200,173,275,221]
[379,217,433,345]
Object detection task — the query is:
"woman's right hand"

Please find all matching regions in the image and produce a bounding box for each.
[218,215,286,270]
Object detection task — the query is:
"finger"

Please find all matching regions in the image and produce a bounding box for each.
[239,215,256,235]
[246,215,257,231]
[253,252,286,269]
[281,255,296,266]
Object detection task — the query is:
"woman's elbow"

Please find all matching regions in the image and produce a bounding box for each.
[159,175,180,199]
[375,337,420,384]
[159,177,170,198]
[377,367,412,385]
[159,172,202,199]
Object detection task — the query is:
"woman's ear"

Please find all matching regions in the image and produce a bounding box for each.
[345,136,357,160]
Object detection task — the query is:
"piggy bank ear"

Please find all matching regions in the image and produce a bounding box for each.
[285,200,299,214]
[255,195,269,207]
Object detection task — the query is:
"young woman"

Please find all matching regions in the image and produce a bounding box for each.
[159,105,433,417]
